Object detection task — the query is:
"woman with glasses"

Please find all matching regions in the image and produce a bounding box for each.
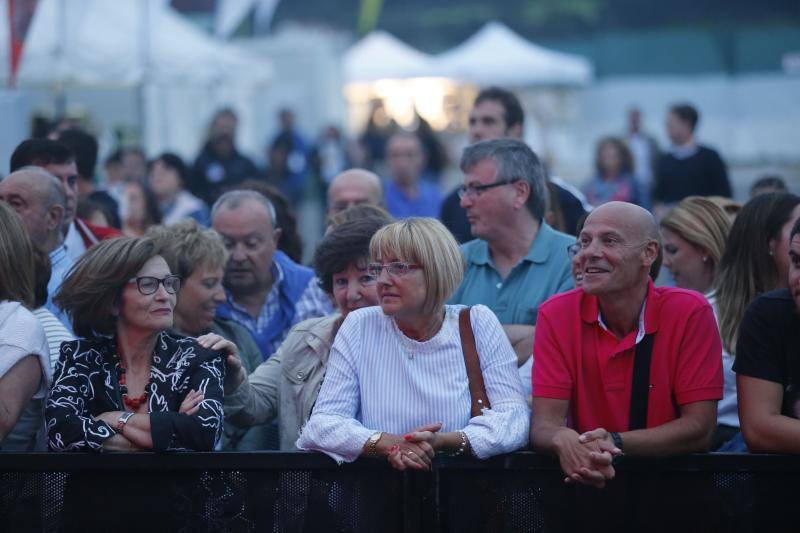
[46,236,225,452]
[220,215,391,450]
[297,218,529,470]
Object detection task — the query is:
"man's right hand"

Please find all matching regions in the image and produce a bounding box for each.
[553,428,617,488]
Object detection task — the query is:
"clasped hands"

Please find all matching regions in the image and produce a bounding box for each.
[370,422,446,471]
[555,427,623,489]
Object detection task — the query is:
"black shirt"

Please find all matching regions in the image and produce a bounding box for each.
[733,289,800,418]
[653,145,731,204]
[46,332,225,452]
[189,144,260,205]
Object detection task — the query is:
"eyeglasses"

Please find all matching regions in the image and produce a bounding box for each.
[457,178,521,200]
[128,275,181,295]
[367,262,422,278]
[567,242,581,258]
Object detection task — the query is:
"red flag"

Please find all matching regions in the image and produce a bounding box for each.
[8,0,38,87]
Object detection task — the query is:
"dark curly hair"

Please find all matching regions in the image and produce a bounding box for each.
[313,216,390,294]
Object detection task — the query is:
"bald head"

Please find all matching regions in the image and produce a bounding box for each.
[585,201,660,244]
[577,201,660,297]
[327,168,384,217]
[0,166,67,250]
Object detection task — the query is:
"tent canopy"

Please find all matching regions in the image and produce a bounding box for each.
[436,21,592,87]
[343,30,436,83]
[0,0,272,87]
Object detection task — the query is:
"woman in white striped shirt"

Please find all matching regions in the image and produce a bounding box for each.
[297,218,529,469]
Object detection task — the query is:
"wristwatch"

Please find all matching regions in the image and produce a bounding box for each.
[364,431,383,458]
[116,412,135,433]
[609,431,624,452]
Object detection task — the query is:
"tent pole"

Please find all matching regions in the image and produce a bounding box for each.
[137,0,151,152]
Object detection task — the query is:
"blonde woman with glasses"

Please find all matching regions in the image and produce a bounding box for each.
[297,218,529,470]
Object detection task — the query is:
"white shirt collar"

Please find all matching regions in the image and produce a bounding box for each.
[598,297,647,344]
[64,221,87,262]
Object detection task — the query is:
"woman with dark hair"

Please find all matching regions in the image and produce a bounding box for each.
[120,180,162,237]
[582,137,644,208]
[47,236,225,452]
[716,193,800,356]
[220,214,391,450]
[0,203,51,450]
[714,193,800,450]
[149,153,209,226]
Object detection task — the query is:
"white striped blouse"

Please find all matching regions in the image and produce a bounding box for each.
[32,307,75,371]
[296,304,530,463]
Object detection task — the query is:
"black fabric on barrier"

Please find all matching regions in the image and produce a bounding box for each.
[0,453,798,533]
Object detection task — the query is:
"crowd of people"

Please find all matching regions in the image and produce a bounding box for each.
[0,85,799,493]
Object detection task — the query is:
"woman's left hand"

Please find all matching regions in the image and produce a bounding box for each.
[179,389,205,415]
[403,422,443,450]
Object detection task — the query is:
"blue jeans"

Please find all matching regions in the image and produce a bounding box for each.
[716,430,748,453]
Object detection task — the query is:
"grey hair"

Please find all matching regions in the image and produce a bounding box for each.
[10,165,66,210]
[460,139,547,221]
[210,190,277,227]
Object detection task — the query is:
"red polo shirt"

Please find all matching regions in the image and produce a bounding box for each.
[532,281,722,434]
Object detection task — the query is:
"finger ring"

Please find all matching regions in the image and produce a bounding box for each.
[407,451,416,456]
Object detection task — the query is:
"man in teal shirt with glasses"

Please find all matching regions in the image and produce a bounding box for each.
[450,139,574,396]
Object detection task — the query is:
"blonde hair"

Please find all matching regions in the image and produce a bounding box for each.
[369,218,464,316]
[147,219,229,279]
[707,196,742,221]
[660,196,731,270]
[0,202,35,308]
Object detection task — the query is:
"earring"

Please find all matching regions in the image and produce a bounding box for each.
[702,256,709,263]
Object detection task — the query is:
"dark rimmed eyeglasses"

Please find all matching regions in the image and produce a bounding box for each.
[567,242,582,258]
[367,262,422,278]
[457,178,521,200]
[127,275,181,295]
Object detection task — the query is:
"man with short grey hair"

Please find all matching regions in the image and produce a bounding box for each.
[212,190,331,361]
[0,167,74,328]
[450,139,574,392]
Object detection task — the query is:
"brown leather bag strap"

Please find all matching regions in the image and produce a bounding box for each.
[459,307,491,417]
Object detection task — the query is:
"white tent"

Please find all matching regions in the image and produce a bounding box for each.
[436,21,592,87]
[0,0,272,158]
[0,0,271,86]
[343,30,436,83]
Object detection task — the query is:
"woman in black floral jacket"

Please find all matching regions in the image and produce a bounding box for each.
[47,236,226,452]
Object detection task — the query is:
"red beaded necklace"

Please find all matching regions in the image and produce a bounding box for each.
[117,353,150,410]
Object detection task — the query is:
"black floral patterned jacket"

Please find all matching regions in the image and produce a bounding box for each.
[46,332,225,452]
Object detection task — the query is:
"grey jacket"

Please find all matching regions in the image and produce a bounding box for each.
[224,314,339,451]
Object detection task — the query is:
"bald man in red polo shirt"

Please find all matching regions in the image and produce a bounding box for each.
[531,202,722,488]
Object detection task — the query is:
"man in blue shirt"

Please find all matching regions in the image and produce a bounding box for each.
[383,133,442,219]
[450,139,574,394]
[212,190,332,361]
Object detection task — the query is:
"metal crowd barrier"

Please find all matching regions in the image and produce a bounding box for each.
[1,451,799,532]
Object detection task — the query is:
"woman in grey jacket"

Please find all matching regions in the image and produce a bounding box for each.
[220,214,390,450]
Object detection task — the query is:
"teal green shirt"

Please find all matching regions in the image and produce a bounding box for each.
[450,223,574,325]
